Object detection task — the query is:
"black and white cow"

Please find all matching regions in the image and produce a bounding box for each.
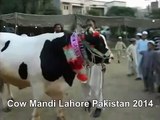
[0,31,112,120]
[0,32,77,120]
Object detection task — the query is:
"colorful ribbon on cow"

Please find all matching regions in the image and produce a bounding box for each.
[63,33,88,83]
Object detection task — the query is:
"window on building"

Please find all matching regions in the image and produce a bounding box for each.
[64,5,69,10]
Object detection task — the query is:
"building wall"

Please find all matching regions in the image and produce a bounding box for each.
[61,2,72,15]
[151,1,159,10]
[105,1,126,8]
[60,0,127,15]
[72,6,83,14]
[60,0,106,15]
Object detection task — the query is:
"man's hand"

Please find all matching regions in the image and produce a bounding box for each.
[102,64,106,72]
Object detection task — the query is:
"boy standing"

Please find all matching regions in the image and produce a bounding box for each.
[115,36,126,63]
[140,41,156,92]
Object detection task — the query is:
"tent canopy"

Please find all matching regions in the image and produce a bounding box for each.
[1,13,160,30]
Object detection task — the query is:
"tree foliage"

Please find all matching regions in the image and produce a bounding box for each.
[106,6,136,17]
[149,9,160,19]
[87,9,100,16]
[0,0,61,15]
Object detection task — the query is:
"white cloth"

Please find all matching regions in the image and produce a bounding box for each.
[81,64,103,108]
[115,41,126,50]
[126,44,137,75]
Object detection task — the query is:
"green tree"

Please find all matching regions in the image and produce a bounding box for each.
[0,0,61,15]
[0,0,23,14]
[39,0,61,15]
[87,9,100,16]
[149,9,160,19]
[106,6,136,17]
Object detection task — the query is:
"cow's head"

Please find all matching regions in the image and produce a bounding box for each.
[83,27,109,64]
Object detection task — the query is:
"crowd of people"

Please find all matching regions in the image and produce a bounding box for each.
[52,22,160,118]
[115,31,160,93]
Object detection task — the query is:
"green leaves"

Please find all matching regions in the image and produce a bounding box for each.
[87,9,100,16]
[0,0,61,15]
[106,6,136,17]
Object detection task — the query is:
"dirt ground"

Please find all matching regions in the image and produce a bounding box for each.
[0,57,160,120]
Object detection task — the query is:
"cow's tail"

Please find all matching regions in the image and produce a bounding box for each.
[0,78,4,93]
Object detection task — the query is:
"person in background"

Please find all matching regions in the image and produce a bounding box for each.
[136,31,149,80]
[53,23,64,33]
[115,36,126,63]
[126,38,137,76]
[135,33,142,80]
[140,41,156,92]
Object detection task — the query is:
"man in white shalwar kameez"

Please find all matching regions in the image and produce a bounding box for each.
[81,45,111,118]
[81,19,113,118]
[135,33,142,79]
[126,38,137,76]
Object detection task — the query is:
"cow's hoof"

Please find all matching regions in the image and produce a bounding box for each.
[84,101,92,112]
[10,97,15,101]
[2,107,12,112]
[92,108,102,118]
[57,116,66,120]
[7,97,15,102]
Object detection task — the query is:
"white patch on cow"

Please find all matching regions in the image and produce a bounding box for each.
[0,32,64,80]
[100,34,109,49]
[100,34,114,61]
[21,34,28,37]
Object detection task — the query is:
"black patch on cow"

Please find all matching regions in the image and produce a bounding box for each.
[18,62,28,79]
[1,41,10,52]
[40,35,76,86]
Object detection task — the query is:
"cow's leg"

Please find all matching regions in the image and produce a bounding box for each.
[1,83,13,112]
[0,80,5,111]
[46,79,68,120]
[6,84,14,100]
[46,87,65,120]
[30,81,45,120]
[54,92,65,120]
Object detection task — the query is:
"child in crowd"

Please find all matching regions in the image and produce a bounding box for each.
[115,36,126,63]
[140,41,156,92]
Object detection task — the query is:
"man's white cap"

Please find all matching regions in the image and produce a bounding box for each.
[142,31,148,35]
[148,40,155,45]
[136,33,142,36]
[118,36,122,39]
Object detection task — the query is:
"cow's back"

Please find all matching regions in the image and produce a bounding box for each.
[0,32,75,88]
[0,32,63,78]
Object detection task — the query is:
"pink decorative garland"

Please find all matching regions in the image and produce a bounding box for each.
[70,32,84,64]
